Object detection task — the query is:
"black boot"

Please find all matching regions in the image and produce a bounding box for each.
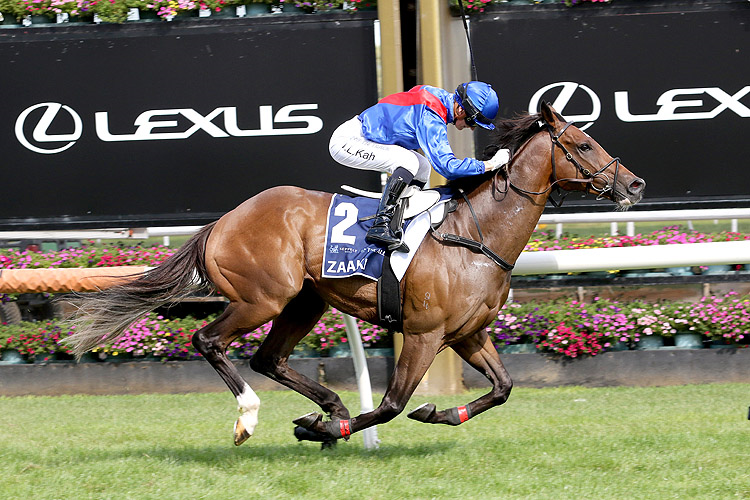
[366,172,410,251]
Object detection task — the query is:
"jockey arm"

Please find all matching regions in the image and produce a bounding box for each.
[416,111,487,181]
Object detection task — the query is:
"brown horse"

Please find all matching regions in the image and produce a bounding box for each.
[66,102,644,446]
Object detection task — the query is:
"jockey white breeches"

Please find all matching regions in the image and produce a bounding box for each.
[329,116,432,184]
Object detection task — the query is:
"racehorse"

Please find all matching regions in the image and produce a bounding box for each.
[66,102,645,446]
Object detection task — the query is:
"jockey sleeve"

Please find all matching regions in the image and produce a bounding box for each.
[358,85,486,180]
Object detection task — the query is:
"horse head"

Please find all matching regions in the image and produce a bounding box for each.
[539,101,645,209]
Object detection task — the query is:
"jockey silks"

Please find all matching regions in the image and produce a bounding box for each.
[357,85,486,180]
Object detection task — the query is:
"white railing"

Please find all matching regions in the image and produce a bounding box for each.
[513,240,750,275]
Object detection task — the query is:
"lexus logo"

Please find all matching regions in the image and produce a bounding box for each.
[529,82,750,128]
[15,102,324,154]
[15,102,83,154]
[528,82,601,131]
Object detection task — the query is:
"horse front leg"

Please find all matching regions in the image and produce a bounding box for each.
[407,329,512,426]
[294,330,443,441]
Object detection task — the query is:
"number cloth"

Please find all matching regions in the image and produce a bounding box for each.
[322,193,451,280]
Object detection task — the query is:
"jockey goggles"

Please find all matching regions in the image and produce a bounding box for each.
[455,83,495,130]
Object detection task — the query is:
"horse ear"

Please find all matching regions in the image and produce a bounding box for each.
[540,101,557,126]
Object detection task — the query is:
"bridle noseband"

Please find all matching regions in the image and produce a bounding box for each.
[495,120,622,207]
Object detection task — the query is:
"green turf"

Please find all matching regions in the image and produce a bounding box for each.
[1,385,748,499]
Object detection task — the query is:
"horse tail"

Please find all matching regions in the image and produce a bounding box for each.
[65,222,217,358]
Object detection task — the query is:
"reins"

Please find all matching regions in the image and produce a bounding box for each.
[435,119,622,270]
[431,188,514,271]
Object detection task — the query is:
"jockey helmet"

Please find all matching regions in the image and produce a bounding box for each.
[454,81,499,130]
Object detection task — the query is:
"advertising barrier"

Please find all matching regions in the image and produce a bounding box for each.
[473,0,750,211]
[0,14,379,229]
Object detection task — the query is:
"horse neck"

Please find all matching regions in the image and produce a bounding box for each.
[464,134,553,264]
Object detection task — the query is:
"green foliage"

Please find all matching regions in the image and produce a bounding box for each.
[94,0,130,22]
[0,0,20,18]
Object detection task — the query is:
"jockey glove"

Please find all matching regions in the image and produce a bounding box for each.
[484,149,511,173]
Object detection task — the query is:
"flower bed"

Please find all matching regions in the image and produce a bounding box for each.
[0,0,370,24]
[525,226,750,252]
[488,293,750,357]
[0,307,391,362]
[1,293,748,362]
[0,244,176,269]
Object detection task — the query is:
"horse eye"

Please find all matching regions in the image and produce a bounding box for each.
[579,143,592,152]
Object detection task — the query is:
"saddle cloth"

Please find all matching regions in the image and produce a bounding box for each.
[322,189,452,281]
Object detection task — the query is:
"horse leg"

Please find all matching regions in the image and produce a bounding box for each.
[191,304,269,446]
[294,330,443,440]
[407,329,512,426]
[249,283,351,426]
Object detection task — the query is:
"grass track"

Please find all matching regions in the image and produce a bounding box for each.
[1,385,749,499]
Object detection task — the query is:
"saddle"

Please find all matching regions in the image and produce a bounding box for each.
[339,185,456,331]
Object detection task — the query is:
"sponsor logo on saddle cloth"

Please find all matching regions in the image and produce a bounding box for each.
[322,191,452,281]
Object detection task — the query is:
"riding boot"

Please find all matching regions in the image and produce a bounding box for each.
[366,172,410,251]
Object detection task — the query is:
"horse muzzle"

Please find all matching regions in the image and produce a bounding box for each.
[615,175,646,208]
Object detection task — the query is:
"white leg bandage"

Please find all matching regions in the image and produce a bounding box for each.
[236,383,261,436]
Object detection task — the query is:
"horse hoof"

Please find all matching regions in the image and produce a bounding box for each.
[293,411,322,429]
[294,425,333,443]
[407,402,436,422]
[320,439,337,450]
[234,418,252,446]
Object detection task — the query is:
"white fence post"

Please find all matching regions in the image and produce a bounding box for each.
[342,314,380,450]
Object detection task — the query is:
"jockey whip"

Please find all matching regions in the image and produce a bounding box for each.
[456,0,479,81]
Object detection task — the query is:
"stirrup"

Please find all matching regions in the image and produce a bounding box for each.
[365,227,401,249]
[390,241,410,253]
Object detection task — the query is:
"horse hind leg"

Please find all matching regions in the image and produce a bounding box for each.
[407,330,512,426]
[191,304,270,446]
[249,283,351,436]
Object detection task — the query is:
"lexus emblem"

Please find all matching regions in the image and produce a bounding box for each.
[528,82,601,131]
[15,102,83,154]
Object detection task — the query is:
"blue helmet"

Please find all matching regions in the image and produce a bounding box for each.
[454,81,499,130]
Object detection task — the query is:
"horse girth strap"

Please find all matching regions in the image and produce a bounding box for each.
[432,189,514,272]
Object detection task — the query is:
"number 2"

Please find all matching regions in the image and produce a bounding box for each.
[331,202,358,245]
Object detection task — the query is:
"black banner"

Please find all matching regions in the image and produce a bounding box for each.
[0,15,379,229]
[473,0,750,211]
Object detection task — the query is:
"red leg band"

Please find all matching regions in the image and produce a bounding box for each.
[457,406,469,423]
[339,419,351,438]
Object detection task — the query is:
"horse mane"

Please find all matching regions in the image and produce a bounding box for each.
[445,112,545,192]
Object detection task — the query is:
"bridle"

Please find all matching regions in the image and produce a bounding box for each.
[494,120,622,207]
[434,119,623,271]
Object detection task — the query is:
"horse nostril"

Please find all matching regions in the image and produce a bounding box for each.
[629,178,645,194]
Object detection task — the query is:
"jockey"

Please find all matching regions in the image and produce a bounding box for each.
[329,81,511,251]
